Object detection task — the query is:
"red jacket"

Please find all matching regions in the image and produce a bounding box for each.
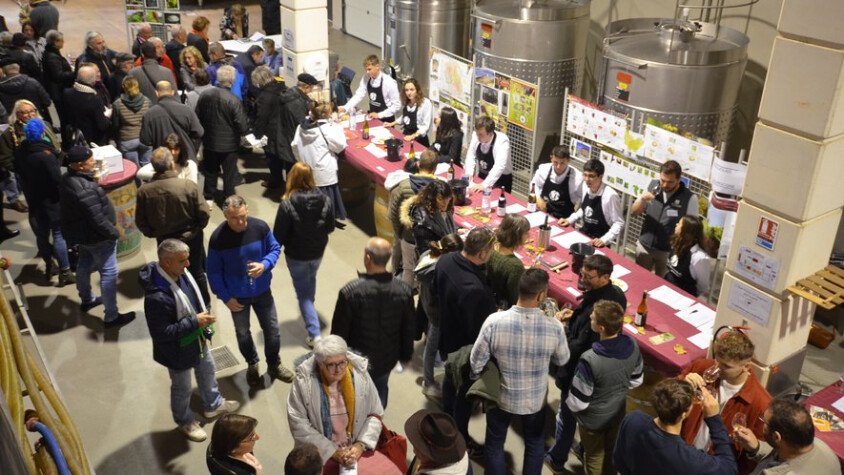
[679,357,772,475]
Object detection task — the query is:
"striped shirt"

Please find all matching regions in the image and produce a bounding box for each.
[470,306,569,415]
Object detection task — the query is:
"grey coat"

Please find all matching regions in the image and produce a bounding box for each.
[139,95,203,160]
[127,59,176,104]
[286,352,383,463]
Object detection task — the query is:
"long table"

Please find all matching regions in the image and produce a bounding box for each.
[805,381,844,465]
[342,120,709,376]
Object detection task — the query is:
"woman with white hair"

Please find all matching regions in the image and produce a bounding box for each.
[287,335,401,474]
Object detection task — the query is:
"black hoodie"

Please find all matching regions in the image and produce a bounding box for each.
[273,189,335,261]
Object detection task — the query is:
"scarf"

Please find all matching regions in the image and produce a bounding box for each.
[155,264,210,352]
[120,93,147,113]
[318,366,355,441]
[73,81,97,95]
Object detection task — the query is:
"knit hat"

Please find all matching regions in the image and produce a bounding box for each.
[23,118,45,143]
[404,409,466,465]
[66,145,92,164]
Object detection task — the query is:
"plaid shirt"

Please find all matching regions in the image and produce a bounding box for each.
[470,306,569,414]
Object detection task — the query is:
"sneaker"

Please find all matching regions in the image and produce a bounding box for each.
[11,200,28,213]
[178,421,208,442]
[268,364,295,383]
[305,335,321,349]
[422,382,443,399]
[246,364,262,386]
[544,453,566,474]
[104,312,136,328]
[80,297,103,313]
[203,399,240,419]
[58,269,75,287]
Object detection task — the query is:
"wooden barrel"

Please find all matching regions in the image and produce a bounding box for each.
[373,185,394,243]
[99,160,142,258]
[338,160,372,207]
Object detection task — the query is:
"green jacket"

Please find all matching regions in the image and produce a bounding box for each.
[445,344,500,409]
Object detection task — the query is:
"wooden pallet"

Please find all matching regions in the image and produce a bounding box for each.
[787,265,844,310]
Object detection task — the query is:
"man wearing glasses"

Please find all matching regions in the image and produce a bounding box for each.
[546,254,626,473]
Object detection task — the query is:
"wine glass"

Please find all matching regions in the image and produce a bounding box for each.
[732,413,747,430]
[540,297,559,319]
[702,365,721,385]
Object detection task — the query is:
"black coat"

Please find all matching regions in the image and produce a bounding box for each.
[62,86,111,146]
[74,47,118,82]
[435,252,497,357]
[273,189,334,261]
[2,48,41,80]
[186,33,209,63]
[107,69,128,102]
[410,204,456,256]
[252,81,286,156]
[554,282,627,392]
[0,74,51,117]
[331,272,415,378]
[279,86,311,143]
[260,0,281,35]
[139,95,204,160]
[195,87,248,153]
[41,44,74,106]
[13,139,61,222]
[433,130,464,164]
[59,169,118,246]
[165,40,184,85]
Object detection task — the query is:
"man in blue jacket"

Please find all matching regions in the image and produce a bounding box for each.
[207,195,294,387]
[139,239,239,442]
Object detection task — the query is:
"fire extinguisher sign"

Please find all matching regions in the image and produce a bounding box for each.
[755,217,778,251]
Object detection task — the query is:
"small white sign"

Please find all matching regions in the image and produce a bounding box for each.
[727,280,773,327]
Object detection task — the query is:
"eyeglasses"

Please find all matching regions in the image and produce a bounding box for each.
[17,109,37,117]
[580,270,599,280]
[322,359,348,372]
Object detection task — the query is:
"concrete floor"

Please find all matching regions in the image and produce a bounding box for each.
[1,1,843,474]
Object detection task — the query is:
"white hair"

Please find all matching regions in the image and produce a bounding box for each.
[157,239,189,260]
[313,335,348,362]
[216,65,236,88]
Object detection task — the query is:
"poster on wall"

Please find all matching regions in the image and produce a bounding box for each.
[565,95,629,152]
[755,217,779,251]
[727,280,773,327]
[430,50,472,105]
[734,245,780,289]
[642,124,714,181]
[598,150,658,197]
[710,157,747,196]
[508,78,537,131]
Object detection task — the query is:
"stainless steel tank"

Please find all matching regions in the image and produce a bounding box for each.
[384,0,472,92]
[472,0,590,194]
[600,18,749,144]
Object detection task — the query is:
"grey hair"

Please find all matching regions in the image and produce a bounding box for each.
[76,66,97,86]
[216,65,236,88]
[0,32,12,46]
[223,194,246,211]
[45,30,63,46]
[365,243,391,267]
[149,36,163,46]
[250,65,274,89]
[313,335,348,362]
[84,31,103,48]
[170,25,186,39]
[151,147,174,174]
[157,238,189,259]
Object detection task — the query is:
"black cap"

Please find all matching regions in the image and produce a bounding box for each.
[297,73,319,86]
[11,33,26,47]
[66,145,92,164]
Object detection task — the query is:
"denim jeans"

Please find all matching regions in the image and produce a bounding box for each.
[423,322,441,387]
[285,256,322,338]
[76,240,118,321]
[485,407,545,475]
[167,348,223,426]
[547,398,577,466]
[371,371,390,409]
[230,290,281,367]
[119,138,152,167]
[32,211,70,269]
[1,173,20,203]
[202,150,239,200]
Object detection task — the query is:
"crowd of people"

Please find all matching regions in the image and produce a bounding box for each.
[0,3,840,475]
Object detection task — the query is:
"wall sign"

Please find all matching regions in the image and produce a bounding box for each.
[755,217,779,251]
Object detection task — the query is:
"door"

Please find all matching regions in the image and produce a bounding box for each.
[344,0,383,46]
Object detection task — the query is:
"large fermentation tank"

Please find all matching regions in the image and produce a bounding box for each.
[601,18,749,144]
[384,0,472,91]
[472,0,590,192]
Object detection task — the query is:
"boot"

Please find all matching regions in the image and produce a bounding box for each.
[0,201,20,243]
[58,268,76,287]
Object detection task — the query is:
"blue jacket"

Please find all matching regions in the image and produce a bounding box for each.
[139,263,205,371]
[264,52,282,76]
[207,58,248,101]
[207,217,280,302]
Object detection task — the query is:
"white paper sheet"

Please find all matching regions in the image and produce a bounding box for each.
[611,265,631,280]
[506,203,527,214]
[688,331,713,350]
[566,287,582,298]
[524,211,549,228]
[368,126,395,142]
[623,324,639,335]
[364,143,387,158]
[549,225,564,237]
[552,231,592,250]
[435,163,451,175]
[676,303,717,331]
[648,285,695,311]
[832,396,844,414]
[375,166,385,172]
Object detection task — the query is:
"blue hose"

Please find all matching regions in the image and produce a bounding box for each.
[32,421,71,475]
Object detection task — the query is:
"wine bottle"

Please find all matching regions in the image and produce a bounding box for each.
[362,116,370,140]
[447,160,455,181]
[634,291,648,327]
[527,183,537,212]
[497,188,506,217]
[408,142,415,160]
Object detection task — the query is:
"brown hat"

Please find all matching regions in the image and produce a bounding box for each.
[404,410,466,465]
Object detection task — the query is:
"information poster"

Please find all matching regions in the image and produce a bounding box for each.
[475,68,509,131]
[727,280,773,327]
[508,79,537,131]
[598,150,658,198]
[642,123,714,181]
[710,157,747,196]
[565,95,628,152]
[429,50,472,106]
[734,245,780,289]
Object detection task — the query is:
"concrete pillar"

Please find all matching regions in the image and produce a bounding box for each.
[712,0,844,392]
[280,0,330,88]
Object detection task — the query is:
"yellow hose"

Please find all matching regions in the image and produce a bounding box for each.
[34,444,59,475]
[0,269,91,474]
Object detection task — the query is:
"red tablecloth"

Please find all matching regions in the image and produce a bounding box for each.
[98,159,138,188]
[805,381,844,463]
[342,120,709,376]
